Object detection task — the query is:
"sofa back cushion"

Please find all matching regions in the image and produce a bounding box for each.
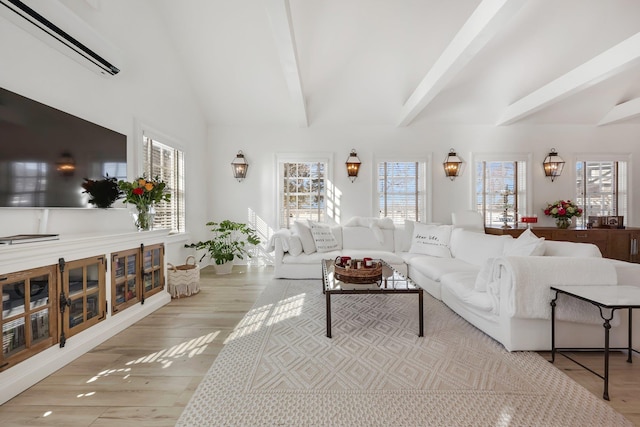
[543,240,602,257]
[342,227,395,251]
[450,228,511,266]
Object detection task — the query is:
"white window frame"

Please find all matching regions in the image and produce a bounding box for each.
[574,153,632,227]
[373,154,431,224]
[471,152,532,227]
[135,122,186,234]
[276,152,333,229]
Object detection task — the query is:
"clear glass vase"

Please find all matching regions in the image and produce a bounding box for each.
[555,217,571,229]
[134,206,155,231]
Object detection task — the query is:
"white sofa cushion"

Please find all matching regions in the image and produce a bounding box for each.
[293,220,316,254]
[342,227,395,251]
[543,240,602,257]
[340,250,404,265]
[404,254,480,282]
[503,229,545,256]
[309,221,340,253]
[440,272,494,312]
[282,250,341,264]
[409,223,453,258]
[450,228,511,266]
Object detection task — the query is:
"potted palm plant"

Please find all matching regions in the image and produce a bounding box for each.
[186,220,260,274]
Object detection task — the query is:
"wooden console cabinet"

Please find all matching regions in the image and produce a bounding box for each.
[1,265,57,370]
[111,243,164,315]
[486,226,640,263]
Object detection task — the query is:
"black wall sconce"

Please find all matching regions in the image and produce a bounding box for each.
[443,149,463,180]
[543,148,565,182]
[56,151,76,177]
[231,150,249,182]
[345,149,361,183]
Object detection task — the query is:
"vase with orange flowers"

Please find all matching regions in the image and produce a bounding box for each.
[119,176,171,231]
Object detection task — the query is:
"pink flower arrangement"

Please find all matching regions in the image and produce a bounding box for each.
[543,200,583,219]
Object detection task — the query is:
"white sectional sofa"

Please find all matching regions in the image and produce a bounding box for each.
[269,217,640,351]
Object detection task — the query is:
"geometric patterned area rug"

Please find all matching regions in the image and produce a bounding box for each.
[177,280,631,426]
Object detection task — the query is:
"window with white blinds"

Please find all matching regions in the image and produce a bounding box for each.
[278,160,327,229]
[576,158,628,227]
[142,135,185,233]
[475,159,527,227]
[377,161,425,225]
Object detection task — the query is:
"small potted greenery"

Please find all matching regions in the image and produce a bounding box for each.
[186,220,260,274]
[81,175,124,208]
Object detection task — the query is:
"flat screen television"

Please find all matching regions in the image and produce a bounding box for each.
[0,87,127,207]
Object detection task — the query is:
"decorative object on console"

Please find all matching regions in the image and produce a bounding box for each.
[443,148,463,180]
[543,200,582,229]
[588,215,625,229]
[231,150,249,182]
[185,220,260,274]
[119,176,171,231]
[521,215,538,229]
[345,149,361,182]
[500,185,514,228]
[542,148,565,182]
[81,174,123,208]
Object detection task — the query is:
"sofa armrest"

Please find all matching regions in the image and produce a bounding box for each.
[274,236,286,265]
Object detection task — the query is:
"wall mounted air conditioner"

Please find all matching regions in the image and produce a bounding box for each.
[0,0,121,76]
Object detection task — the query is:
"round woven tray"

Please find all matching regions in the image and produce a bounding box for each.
[334,260,382,284]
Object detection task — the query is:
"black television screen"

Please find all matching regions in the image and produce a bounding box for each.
[0,87,127,207]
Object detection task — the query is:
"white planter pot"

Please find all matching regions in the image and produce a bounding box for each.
[213,261,233,275]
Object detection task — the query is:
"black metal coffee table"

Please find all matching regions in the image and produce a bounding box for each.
[322,259,423,338]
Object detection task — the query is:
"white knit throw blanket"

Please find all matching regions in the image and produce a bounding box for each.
[497,256,618,324]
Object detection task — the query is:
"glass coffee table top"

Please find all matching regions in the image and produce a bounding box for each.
[322,259,418,292]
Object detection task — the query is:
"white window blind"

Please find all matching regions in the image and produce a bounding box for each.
[576,160,628,226]
[142,136,185,232]
[279,161,327,229]
[377,161,425,225]
[475,159,527,227]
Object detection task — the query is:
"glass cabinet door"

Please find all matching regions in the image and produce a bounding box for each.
[142,244,164,298]
[111,248,140,315]
[1,265,56,371]
[61,256,106,342]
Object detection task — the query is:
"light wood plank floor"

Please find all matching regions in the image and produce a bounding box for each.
[0,265,638,426]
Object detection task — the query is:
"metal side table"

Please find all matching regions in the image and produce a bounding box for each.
[550,285,640,400]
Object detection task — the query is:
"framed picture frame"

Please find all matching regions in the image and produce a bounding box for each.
[589,215,624,229]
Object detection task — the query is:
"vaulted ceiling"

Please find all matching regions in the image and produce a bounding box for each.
[156,0,640,127]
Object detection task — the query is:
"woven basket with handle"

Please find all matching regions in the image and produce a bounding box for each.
[167,256,200,298]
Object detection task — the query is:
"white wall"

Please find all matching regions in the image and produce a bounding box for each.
[0,0,209,262]
[208,123,640,238]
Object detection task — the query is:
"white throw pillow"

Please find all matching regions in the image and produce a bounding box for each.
[287,235,303,256]
[409,223,453,258]
[293,220,316,254]
[309,221,340,253]
[505,229,545,256]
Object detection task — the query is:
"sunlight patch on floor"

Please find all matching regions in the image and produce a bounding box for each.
[84,331,221,384]
[225,293,306,343]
